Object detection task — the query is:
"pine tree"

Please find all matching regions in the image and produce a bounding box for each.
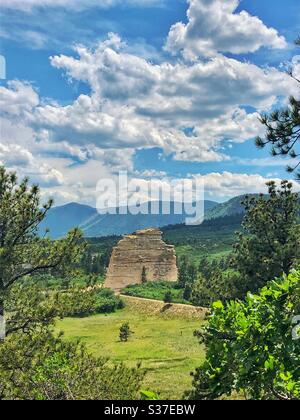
[0,166,84,325]
[119,322,133,342]
[255,38,300,179]
[232,180,300,296]
[183,283,193,301]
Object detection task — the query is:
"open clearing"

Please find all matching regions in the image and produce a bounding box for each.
[56,299,206,399]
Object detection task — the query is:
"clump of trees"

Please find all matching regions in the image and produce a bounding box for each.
[0,166,143,400]
[59,287,124,318]
[232,180,300,297]
[80,247,110,277]
[189,181,300,307]
[178,255,198,301]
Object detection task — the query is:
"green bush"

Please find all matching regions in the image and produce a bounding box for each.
[119,322,133,342]
[95,288,124,313]
[122,281,191,304]
[188,271,300,400]
[61,288,124,317]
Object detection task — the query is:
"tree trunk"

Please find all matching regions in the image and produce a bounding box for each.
[0,294,4,340]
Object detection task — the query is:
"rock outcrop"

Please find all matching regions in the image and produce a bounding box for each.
[105,229,178,292]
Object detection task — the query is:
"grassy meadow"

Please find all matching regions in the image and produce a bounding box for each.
[56,302,205,400]
[55,219,238,399]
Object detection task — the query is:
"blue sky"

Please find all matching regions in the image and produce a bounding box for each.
[0,0,299,204]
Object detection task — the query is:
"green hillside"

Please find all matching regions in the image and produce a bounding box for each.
[205,193,300,220]
[163,214,243,262]
[205,195,247,219]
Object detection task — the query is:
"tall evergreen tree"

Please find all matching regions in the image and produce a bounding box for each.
[0,166,83,323]
[0,165,84,340]
[255,38,300,179]
[232,180,300,296]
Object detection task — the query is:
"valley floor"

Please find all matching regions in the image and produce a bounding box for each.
[56,300,206,399]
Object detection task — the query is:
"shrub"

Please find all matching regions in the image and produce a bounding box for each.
[95,288,124,313]
[122,281,189,304]
[164,291,173,304]
[61,288,124,317]
[119,323,133,342]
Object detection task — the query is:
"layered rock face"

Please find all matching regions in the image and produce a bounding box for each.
[105,229,178,292]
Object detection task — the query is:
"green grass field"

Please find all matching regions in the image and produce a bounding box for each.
[56,304,205,399]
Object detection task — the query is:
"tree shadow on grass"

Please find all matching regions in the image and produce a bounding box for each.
[160,304,172,313]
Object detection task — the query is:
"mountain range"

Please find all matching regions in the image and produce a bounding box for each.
[39,196,249,238]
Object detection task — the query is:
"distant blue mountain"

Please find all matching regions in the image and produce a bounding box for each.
[40,200,218,238]
[39,202,97,238]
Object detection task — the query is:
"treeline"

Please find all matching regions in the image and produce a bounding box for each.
[163,212,244,232]
[177,254,234,305]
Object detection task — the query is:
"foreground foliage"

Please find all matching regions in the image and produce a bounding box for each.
[0,166,143,400]
[189,271,300,400]
[0,329,143,400]
[1,282,143,400]
[0,166,84,316]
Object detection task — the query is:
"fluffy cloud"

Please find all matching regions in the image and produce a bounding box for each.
[194,172,300,199]
[0,3,297,204]
[0,81,39,116]
[0,143,64,187]
[1,34,296,172]
[28,38,294,162]
[166,0,287,59]
[51,37,294,114]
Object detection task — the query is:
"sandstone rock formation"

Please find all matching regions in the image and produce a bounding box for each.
[105,228,178,292]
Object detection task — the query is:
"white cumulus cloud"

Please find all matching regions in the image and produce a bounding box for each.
[0,81,39,116]
[166,0,287,59]
[0,143,64,187]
